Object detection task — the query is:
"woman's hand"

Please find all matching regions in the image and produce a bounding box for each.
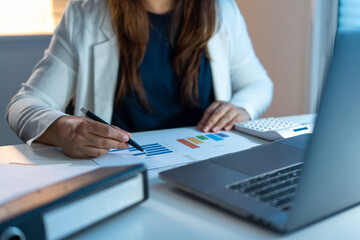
[36,116,131,158]
[197,101,250,133]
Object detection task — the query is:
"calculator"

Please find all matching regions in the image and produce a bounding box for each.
[234,118,313,141]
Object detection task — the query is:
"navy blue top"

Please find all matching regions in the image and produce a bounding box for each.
[112,11,214,132]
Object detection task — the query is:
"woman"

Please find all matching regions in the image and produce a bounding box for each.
[6,0,273,158]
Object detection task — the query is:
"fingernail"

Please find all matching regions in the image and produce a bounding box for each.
[121,134,129,142]
[123,143,129,149]
[203,126,209,132]
[225,126,231,131]
[212,126,219,132]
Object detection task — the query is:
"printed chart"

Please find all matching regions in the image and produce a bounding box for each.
[93,127,261,173]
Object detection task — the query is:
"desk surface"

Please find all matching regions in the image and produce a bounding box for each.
[1,114,359,239]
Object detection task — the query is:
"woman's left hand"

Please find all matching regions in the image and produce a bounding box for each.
[197,101,250,133]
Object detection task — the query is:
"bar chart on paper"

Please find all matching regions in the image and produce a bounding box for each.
[93,127,260,171]
[109,143,173,157]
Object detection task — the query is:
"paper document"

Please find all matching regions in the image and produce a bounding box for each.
[0,164,96,205]
[93,127,260,171]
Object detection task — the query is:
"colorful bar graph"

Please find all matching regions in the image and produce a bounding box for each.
[111,133,230,153]
[177,139,200,149]
[187,137,203,144]
[205,134,223,141]
[196,136,208,140]
[215,133,229,138]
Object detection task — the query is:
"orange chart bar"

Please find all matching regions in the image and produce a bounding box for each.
[187,137,203,144]
[177,139,200,149]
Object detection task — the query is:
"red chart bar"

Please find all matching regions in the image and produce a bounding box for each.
[177,139,200,149]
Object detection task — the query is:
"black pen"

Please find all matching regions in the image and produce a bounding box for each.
[80,107,147,154]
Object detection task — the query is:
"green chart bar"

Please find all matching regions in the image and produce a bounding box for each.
[196,136,208,140]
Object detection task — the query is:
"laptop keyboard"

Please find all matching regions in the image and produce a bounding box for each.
[228,163,303,210]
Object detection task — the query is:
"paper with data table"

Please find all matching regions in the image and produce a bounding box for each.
[93,127,261,170]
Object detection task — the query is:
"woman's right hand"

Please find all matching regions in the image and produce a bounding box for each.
[36,116,131,158]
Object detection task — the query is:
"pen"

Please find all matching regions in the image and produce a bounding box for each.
[80,107,147,154]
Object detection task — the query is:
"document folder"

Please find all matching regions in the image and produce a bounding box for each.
[0,164,148,240]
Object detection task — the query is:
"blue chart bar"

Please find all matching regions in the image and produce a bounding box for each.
[215,133,229,138]
[109,149,124,153]
[131,143,173,157]
[133,153,146,156]
[205,134,223,141]
[109,143,173,157]
[134,150,173,157]
[147,150,173,156]
[128,147,165,152]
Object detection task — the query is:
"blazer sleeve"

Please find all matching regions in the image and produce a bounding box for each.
[227,0,273,120]
[5,2,80,146]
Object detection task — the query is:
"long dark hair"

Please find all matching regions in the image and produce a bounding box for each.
[108,0,217,110]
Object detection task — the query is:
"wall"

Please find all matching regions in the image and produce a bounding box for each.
[0,35,51,146]
[235,0,313,117]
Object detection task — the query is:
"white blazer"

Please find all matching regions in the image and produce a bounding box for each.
[6,0,273,146]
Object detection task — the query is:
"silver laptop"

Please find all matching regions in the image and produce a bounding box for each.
[160,31,360,233]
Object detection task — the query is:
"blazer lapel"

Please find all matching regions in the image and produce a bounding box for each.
[92,6,119,122]
[208,30,231,102]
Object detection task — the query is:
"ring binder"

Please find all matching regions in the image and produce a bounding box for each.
[0,165,148,240]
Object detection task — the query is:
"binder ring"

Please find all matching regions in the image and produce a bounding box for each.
[0,226,26,240]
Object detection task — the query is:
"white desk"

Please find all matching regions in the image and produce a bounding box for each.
[1,114,359,239]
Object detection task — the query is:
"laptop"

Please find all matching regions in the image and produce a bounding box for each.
[159,31,360,233]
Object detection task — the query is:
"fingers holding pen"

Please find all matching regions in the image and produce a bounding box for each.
[81,120,134,153]
[45,116,132,158]
[86,133,130,150]
[113,125,132,138]
[81,108,146,153]
[86,120,130,143]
